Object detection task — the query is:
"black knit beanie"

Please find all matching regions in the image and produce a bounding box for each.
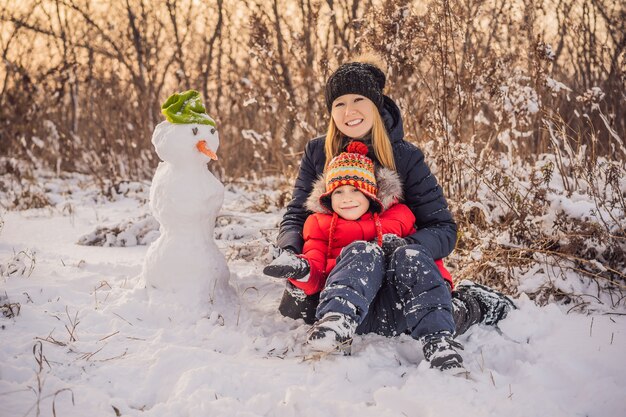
[324,62,386,112]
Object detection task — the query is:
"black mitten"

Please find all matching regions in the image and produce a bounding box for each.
[381,233,407,260]
[269,244,298,260]
[263,251,310,281]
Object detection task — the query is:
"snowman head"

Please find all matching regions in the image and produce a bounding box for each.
[152,90,220,166]
[152,121,219,166]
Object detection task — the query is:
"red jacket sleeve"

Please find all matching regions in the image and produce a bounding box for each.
[379,204,416,237]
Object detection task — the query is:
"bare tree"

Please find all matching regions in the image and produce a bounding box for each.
[0,0,623,180]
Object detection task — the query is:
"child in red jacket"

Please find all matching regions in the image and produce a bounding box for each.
[267,141,452,297]
[264,141,464,373]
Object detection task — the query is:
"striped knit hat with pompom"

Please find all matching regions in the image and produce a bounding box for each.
[319,141,383,213]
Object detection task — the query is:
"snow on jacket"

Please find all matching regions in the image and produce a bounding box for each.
[277,95,458,261]
[289,167,452,295]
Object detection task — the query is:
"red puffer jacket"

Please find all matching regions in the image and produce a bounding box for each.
[289,203,452,295]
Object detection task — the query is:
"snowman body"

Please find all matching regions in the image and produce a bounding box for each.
[142,121,233,308]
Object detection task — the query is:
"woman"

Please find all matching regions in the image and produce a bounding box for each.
[271,59,515,371]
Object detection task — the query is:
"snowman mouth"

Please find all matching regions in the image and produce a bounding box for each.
[196,140,218,160]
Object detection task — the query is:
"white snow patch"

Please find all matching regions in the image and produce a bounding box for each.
[0,173,624,417]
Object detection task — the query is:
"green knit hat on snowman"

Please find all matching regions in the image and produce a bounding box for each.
[161,90,216,127]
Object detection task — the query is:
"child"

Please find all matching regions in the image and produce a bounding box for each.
[264,141,464,372]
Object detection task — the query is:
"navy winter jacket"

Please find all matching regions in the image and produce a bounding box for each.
[277,96,457,260]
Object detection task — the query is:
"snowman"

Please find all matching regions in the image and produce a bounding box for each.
[142,90,235,311]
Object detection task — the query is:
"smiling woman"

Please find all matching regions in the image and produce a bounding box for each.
[330,94,376,140]
[322,61,396,172]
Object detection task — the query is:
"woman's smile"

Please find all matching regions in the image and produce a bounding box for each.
[346,118,364,126]
[332,94,375,138]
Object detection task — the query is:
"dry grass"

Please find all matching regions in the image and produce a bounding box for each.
[19,342,75,417]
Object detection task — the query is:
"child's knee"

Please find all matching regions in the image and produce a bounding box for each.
[390,245,444,288]
[389,244,431,268]
[340,240,384,259]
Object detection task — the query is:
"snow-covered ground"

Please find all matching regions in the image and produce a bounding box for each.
[1,175,625,417]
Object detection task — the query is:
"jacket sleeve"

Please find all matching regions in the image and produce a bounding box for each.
[379,204,416,237]
[289,215,328,295]
[277,139,324,254]
[398,142,457,259]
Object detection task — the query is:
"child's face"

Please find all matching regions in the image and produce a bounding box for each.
[331,185,370,220]
[331,94,375,139]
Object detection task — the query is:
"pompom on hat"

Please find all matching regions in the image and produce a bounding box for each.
[324,62,386,112]
[319,141,384,213]
[161,89,216,127]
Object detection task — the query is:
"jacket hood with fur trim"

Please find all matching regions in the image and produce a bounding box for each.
[304,166,404,214]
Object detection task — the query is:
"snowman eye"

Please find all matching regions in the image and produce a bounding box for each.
[192,127,198,135]
[210,128,216,135]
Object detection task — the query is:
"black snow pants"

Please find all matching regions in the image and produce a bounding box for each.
[279,241,476,339]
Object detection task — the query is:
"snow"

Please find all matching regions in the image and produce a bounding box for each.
[77,214,160,247]
[546,77,572,95]
[1,179,625,417]
[272,250,304,268]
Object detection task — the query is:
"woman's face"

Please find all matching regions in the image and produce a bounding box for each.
[331,94,376,139]
[330,184,370,220]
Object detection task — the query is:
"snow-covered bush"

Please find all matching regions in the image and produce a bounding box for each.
[0,159,52,210]
[77,214,160,247]
[448,130,625,310]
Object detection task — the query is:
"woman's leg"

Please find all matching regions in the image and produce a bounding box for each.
[277,275,516,332]
[452,280,517,335]
[278,282,319,325]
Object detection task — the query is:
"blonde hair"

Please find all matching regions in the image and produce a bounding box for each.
[324,100,396,171]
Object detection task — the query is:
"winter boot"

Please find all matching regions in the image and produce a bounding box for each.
[279,282,319,325]
[421,331,466,374]
[306,312,358,355]
[454,279,516,326]
[451,294,482,336]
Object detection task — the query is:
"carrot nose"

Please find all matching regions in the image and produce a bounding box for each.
[196,140,218,160]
